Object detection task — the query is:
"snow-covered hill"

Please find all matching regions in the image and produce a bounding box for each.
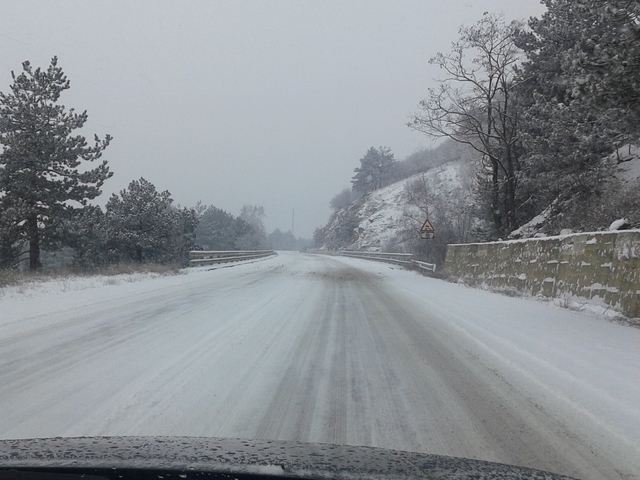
[321,144,640,252]
[322,159,473,251]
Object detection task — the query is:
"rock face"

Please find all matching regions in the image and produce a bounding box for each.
[322,159,472,251]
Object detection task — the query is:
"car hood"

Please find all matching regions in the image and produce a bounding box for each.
[0,436,577,479]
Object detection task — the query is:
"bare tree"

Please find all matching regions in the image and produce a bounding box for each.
[409,13,523,238]
[399,170,475,265]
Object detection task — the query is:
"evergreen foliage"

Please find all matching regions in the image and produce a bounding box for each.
[515,0,640,227]
[268,228,296,250]
[312,227,325,248]
[351,147,397,194]
[195,205,253,251]
[103,178,197,265]
[0,57,112,269]
[323,211,359,249]
[65,205,109,269]
[0,206,22,269]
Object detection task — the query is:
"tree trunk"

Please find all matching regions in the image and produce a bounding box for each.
[505,147,518,234]
[491,160,502,237]
[27,214,41,270]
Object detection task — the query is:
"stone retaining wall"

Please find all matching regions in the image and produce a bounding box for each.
[444,230,640,318]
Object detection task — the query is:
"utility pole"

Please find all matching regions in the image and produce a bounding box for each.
[291,209,295,236]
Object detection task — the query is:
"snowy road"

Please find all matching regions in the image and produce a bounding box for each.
[1,252,639,479]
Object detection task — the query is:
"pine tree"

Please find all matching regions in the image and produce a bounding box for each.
[351,147,397,194]
[267,228,296,250]
[0,206,22,268]
[571,1,640,141]
[104,178,196,265]
[312,227,325,248]
[515,0,640,225]
[64,205,108,269]
[0,57,112,269]
[195,206,239,250]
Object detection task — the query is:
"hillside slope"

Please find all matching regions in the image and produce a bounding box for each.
[510,145,640,238]
[322,159,474,252]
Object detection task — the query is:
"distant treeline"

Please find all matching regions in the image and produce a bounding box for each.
[0,58,306,272]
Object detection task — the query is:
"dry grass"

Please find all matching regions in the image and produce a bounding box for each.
[0,263,183,290]
[0,269,27,289]
[95,263,182,276]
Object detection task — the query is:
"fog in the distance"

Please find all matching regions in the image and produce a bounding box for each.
[0,1,546,237]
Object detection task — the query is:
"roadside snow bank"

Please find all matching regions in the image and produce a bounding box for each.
[0,257,278,336]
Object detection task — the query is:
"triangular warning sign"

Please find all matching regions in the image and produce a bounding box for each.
[419,218,435,239]
[419,218,434,233]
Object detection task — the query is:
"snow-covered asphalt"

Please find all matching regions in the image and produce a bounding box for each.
[1,252,639,479]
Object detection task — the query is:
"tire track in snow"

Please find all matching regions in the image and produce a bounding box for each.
[0,253,636,479]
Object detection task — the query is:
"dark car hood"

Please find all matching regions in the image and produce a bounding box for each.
[0,436,577,479]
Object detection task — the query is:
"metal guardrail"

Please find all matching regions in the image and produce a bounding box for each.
[188,250,276,266]
[336,250,436,273]
[338,250,414,266]
[413,260,437,273]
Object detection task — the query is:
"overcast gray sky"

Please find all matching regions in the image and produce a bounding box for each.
[0,1,547,238]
